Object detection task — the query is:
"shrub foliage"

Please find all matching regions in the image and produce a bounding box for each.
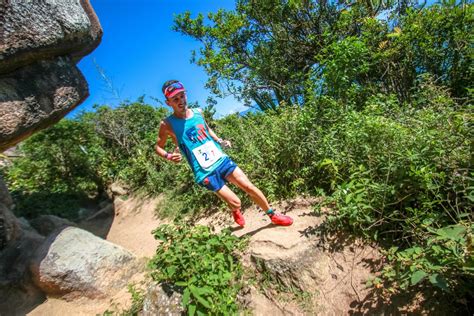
[148,224,247,315]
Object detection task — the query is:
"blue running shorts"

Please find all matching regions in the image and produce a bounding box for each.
[199,157,238,192]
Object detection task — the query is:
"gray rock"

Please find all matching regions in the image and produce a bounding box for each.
[84,203,114,221]
[0,56,89,151]
[0,203,21,250]
[0,229,46,315]
[142,282,185,316]
[0,175,13,209]
[29,214,76,236]
[0,0,102,73]
[251,247,326,293]
[0,0,102,151]
[77,207,92,220]
[99,199,111,209]
[110,182,128,197]
[0,176,18,249]
[17,216,39,234]
[30,226,137,299]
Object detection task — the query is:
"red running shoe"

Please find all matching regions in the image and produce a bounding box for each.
[269,212,293,226]
[232,209,245,227]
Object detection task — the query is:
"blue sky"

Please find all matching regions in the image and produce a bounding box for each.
[73,0,246,118]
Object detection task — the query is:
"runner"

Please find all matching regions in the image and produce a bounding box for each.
[155,80,293,227]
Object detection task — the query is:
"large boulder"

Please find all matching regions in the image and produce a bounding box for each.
[29,214,77,236]
[0,0,102,72]
[0,56,89,150]
[0,227,46,315]
[0,0,102,151]
[30,226,137,299]
[0,176,19,250]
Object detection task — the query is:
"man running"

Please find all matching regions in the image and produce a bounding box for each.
[155,80,293,227]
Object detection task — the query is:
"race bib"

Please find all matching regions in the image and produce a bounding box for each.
[192,141,224,169]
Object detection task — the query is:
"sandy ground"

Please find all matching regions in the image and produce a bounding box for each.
[28,195,165,316]
[103,195,164,258]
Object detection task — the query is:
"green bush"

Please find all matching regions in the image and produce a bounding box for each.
[2,119,105,220]
[5,119,104,195]
[382,223,473,294]
[318,82,472,295]
[148,224,248,315]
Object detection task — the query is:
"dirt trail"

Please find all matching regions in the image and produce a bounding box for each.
[28,195,165,316]
[198,197,383,315]
[85,196,164,258]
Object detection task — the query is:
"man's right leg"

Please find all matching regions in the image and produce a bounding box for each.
[215,185,245,227]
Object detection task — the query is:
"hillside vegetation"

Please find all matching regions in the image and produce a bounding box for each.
[2,0,472,313]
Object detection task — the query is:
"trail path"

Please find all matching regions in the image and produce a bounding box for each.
[198,197,383,315]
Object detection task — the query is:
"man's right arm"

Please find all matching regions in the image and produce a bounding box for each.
[155,121,182,163]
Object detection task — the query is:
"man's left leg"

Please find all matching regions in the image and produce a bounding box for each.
[225,167,270,211]
[226,167,293,226]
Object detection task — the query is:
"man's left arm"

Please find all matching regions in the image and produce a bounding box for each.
[201,110,231,148]
[207,124,231,148]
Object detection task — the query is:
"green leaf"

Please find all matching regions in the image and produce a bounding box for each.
[166,266,176,277]
[188,303,196,316]
[197,286,213,295]
[429,274,449,291]
[436,225,466,241]
[190,285,211,309]
[411,270,427,285]
[182,288,191,305]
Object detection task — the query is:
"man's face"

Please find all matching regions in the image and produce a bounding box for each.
[166,91,187,114]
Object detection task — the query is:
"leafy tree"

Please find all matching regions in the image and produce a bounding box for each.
[174,0,346,110]
[174,1,472,108]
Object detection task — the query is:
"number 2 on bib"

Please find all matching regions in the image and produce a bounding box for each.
[192,141,224,169]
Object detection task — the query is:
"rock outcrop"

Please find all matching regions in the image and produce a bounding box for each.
[0,227,46,315]
[30,214,77,236]
[0,176,47,314]
[0,56,89,150]
[0,0,102,151]
[30,226,137,299]
[0,177,20,248]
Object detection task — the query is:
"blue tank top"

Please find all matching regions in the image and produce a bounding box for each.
[166,109,227,183]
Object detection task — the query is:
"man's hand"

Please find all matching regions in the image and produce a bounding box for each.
[218,139,232,148]
[168,147,182,163]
